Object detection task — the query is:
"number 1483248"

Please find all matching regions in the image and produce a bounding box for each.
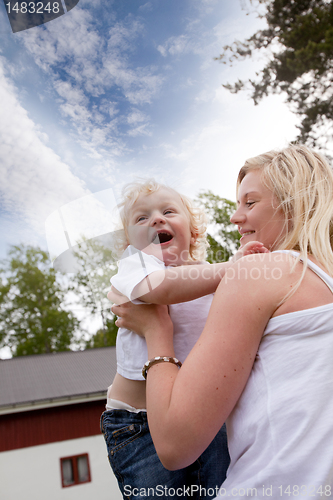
[5,2,60,14]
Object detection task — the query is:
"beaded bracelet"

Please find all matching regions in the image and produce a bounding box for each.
[142,356,182,380]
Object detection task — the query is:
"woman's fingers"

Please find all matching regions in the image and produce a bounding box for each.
[111,302,172,338]
[111,303,128,329]
[107,286,130,304]
[111,303,123,315]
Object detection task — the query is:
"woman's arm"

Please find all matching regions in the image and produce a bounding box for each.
[112,253,298,469]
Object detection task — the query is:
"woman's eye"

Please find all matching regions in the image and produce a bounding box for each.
[246,202,255,207]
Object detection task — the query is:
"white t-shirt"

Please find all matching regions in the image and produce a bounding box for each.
[111,245,213,381]
[217,251,333,498]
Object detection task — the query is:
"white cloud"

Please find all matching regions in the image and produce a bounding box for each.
[127,109,147,125]
[19,8,101,70]
[127,124,152,137]
[16,6,164,158]
[126,109,151,136]
[158,34,193,57]
[0,57,88,237]
[157,45,167,57]
[54,80,88,105]
[138,2,153,12]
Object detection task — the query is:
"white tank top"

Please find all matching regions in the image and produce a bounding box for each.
[218,251,333,498]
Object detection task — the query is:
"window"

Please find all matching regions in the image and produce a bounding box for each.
[60,453,91,487]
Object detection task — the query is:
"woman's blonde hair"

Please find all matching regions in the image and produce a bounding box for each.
[113,179,208,262]
[237,144,333,277]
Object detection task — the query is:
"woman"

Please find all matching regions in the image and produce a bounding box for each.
[110,145,333,498]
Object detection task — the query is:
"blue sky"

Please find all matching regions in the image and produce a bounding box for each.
[0,0,298,259]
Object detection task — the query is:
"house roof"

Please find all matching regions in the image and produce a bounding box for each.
[0,347,117,413]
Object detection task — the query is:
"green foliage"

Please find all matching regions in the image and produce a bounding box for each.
[196,191,240,262]
[0,245,79,356]
[216,0,333,151]
[70,238,118,345]
[85,317,118,349]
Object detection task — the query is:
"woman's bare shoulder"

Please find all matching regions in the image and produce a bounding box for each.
[227,251,299,278]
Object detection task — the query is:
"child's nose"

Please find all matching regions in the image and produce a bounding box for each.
[151,212,166,226]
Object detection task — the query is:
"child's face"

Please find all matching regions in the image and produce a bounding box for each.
[127,187,195,266]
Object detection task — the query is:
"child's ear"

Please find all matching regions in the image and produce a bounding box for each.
[190,232,198,245]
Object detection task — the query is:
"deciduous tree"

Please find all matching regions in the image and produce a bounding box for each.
[0,245,79,356]
[68,237,118,348]
[196,191,240,262]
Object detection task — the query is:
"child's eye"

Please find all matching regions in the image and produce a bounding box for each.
[136,215,147,222]
[164,209,174,215]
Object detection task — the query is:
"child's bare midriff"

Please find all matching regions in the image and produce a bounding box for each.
[108,373,147,409]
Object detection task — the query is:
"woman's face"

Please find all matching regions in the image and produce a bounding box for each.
[230,170,287,250]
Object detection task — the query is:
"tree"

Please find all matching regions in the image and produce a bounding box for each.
[0,245,80,357]
[216,0,333,151]
[196,191,240,263]
[68,237,118,348]
[85,317,118,349]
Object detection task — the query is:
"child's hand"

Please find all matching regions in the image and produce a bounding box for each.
[231,241,269,262]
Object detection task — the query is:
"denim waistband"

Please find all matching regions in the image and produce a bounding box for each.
[101,408,148,426]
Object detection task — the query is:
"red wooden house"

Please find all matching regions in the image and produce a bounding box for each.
[0,347,122,499]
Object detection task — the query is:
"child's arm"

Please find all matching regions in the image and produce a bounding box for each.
[110,242,268,305]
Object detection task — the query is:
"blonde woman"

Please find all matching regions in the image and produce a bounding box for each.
[111,146,333,499]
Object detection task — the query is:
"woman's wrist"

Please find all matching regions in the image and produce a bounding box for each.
[146,335,173,354]
[142,356,182,379]
[145,325,175,359]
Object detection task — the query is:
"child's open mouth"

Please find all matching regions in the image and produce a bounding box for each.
[152,231,173,245]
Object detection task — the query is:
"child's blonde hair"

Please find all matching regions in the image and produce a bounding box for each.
[113,179,208,262]
[237,144,333,277]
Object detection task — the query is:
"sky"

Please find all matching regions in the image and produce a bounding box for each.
[0,0,299,261]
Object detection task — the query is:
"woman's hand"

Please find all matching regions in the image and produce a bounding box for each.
[107,285,130,305]
[111,301,173,340]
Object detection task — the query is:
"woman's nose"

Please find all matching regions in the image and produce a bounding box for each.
[230,208,245,225]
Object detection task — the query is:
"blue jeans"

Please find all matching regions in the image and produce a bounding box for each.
[100,410,230,500]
